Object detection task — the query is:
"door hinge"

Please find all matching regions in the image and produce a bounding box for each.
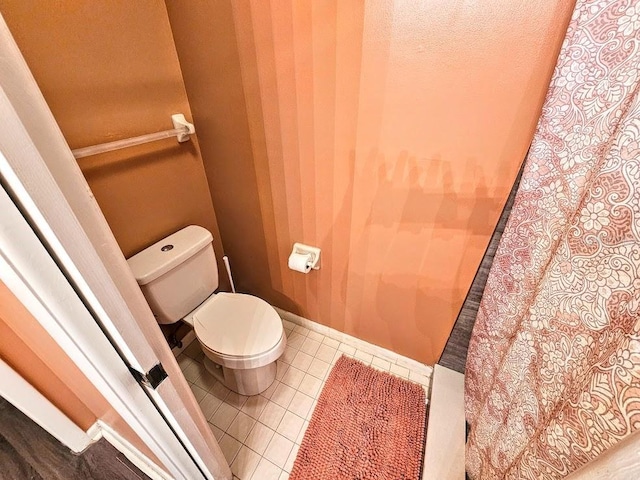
[130,363,168,390]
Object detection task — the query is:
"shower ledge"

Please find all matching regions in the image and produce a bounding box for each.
[423,364,465,480]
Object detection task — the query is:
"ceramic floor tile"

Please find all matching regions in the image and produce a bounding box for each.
[227,411,257,443]
[183,361,206,384]
[409,370,431,386]
[241,395,269,419]
[291,351,313,372]
[280,346,298,365]
[176,353,193,372]
[354,350,374,364]
[307,358,330,379]
[276,411,304,442]
[259,401,286,430]
[210,380,232,401]
[208,422,224,441]
[331,351,344,364]
[287,391,314,419]
[299,337,321,356]
[338,343,356,355]
[189,384,208,403]
[210,403,239,431]
[306,330,324,342]
[271,383,296,409]
[281,365,305,390]
[198,392,223,420]
[173,344,183,358]
[226,392,249,409]
[276,361,289,381]
[219,434,242,465]
[315,344,337,363]
[286,333,306,350]
[284,443,300,472]
[187,317,435,480]
[292,325,310,336]
[183,339,203,359]
[251,458,282,480]
[371,356,391,371]
[231,446,261,480]
[390,363,410,378]
[193,370,218,392]
[244,422,275,455]
[296,420,309,444]
[306,400,317,420]
[264,433,294,468]
[298,374,323,398]
[262,380,280,399]
[322,336,340,348]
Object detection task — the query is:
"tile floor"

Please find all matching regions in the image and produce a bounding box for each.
[176,319,431,480]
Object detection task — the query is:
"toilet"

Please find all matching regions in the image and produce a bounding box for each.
[127,225,286,396]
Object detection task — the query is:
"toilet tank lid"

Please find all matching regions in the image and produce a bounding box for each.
[127,225,213,286]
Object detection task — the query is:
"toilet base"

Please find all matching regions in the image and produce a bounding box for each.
[203,356,276,396]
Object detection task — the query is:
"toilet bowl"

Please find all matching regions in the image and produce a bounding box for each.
[183,292,286,395]
[127,225,285,396]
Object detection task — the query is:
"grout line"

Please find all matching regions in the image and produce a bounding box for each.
[187,333,430,391]
[188,321,431,404]
[186,320,431,480]
[275,307,433,379]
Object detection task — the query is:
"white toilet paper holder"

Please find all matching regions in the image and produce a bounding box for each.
[291,242,321,270]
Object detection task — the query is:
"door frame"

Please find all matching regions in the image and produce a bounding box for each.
[0,180,203,479]
[0,13,230,480]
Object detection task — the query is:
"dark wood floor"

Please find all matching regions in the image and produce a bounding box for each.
[0,397,149,480]
[438,167,523,373]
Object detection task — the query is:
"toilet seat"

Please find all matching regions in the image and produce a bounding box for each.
[188,292,285,369]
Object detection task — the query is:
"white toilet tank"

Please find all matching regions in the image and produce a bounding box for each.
[127,225,219,324]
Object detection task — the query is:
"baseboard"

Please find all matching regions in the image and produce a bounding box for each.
[87,421,173,480]
[274,307,433,379]
[85,421,102,445]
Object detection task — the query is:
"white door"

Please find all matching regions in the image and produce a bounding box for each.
[0,14,230,480]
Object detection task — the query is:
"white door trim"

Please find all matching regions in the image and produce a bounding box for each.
[0,358,93,453]
[0,183,197,479]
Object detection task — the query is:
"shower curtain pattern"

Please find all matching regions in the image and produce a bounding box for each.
[465,0,640,478]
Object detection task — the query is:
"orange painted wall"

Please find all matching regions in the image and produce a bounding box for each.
[0,0,227,276]
[167,0,575,364]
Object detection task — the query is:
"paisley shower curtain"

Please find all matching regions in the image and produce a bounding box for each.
[465,0,640,478]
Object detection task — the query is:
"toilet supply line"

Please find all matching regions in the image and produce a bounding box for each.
[223,256,236,294]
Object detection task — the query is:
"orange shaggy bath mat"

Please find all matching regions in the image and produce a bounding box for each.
[290,355,427,479]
